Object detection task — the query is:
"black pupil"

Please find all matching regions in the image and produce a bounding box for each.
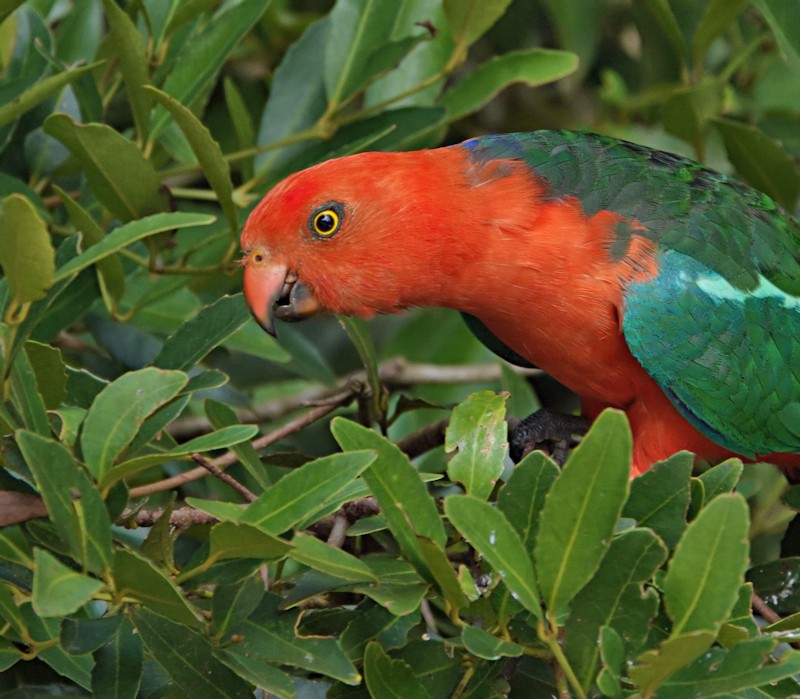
[316,212,335,232]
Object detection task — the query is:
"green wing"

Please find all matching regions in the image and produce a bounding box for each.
[461,131,800,454]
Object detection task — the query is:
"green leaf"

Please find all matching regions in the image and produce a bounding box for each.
[352,556,429,617]
[32,548,103,617]
[445,390,508,500]
[211,576,265,640]
[289,532,377,583]
[497,450,559,552]
[103,424,259,489]
[0,194,54,304]
[10,346,49,435]
[154,294,252,371]
[81,367,187,480]
[461,625,523,660]
[534,409,631,616]
[565,528,667,690]
[417,536,469,611]
[656,638,800,698]
[44,114,168,221]
[241,450,375,533]
[712,117,800,210]
[145,85,238,236]
[91,618,143,699]
[623,451,692,549]
[331,418,447,577]
[132,607,253,698]
[114,549,202,628]
[255,16,328,176]
[641,0,687,66]
[0,61,102,130]
[217,652,295,699]
[25,340,67,410]
[337,316,383,422]
[665,493,749,636]
[364,641,431,699]
[444,494,542,619]
[53,212,216,283]
[62,616,122,655]
[17,430,112,573]
[151,0,268,139]
[207,521,292,565]
[205,398,270,489]
[596,626,624,698]
[692,0,750,63]
[755,0,800,68]
[101,0,151,142]
[442,49,577,123]
[631,631,717,696]
[324,0,402,108]
[698,457,743,500]
[748,557,800,615]
[340,603,418,661]
[444,0,513,51]
[223,592,360,685]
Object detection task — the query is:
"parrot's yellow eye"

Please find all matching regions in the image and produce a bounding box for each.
[309,203,344,238]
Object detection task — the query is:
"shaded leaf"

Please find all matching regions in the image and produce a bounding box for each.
[364,641,430,699]
[444,0,513,51]
[461,625,523,660]
[445,494,541,619]
[132,607,252,698]
[631,631,717,696]
[91,618,143,699]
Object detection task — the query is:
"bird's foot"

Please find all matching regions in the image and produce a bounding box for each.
[508,408,590,465]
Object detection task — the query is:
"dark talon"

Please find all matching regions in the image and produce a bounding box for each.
[508,408,590,465]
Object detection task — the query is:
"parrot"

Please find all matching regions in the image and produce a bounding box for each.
[240,130,800,476]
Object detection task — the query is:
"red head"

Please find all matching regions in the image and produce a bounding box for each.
[241,147,539,334]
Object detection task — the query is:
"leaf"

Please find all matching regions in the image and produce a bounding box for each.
[747,556,800,615]
[755,0,800,68]
[217,652,295,699]
[564,528,667,690]
[32,548,103,617]
[0,61,101,130]
[151,0,268,139]
[255,16,328,176]
[240,450,375,533]
[145,85,238,236]
[497,450,560,552]
[80,367,188,480]
[331,418,447,577]
[712,117,800,210]
[444,0,513,51]
[692,0,750,62]
[44,114,168,221]
[223,592,360,685]
[655,638,800,698]
[288,532,377,583]
[340,603,418,661]
[352,556,429,617]
[665,493,750,636]
[91,618,143,699]
[0,194,54,304]
[445,391,508,500]
[10,346,49,435]
[101,0,151,141]
[207,522,292,565]
[364,641,431,699]
[630,631,717,695]
[461,625,523,660]
[17,430,112,574]
[337,316,383,422]
[417,536,469,611]
[445,494,542,619]
[114,549,201,628]
[154,294,252,371]
[211,576,265,640]
[25,340,67,410]
[698,457,743,500]
[324,0,402,107]
[442,49,578,123]
[534,409,631,616]
[622,451,692,549]
[53,212,216,283]
[62,616,123,655]
[132,607,252,698]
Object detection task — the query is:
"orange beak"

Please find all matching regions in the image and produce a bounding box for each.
[242,248,322,336]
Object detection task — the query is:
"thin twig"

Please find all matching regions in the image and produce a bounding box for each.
[397,418,450,458]
[190,453,257,502]
[326,514,349,549]
[118,506,221,528]
[751,592,781,624]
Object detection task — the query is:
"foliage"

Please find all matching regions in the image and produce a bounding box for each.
[0,0,798,697]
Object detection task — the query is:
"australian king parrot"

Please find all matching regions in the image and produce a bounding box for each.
[240,131,800,476]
